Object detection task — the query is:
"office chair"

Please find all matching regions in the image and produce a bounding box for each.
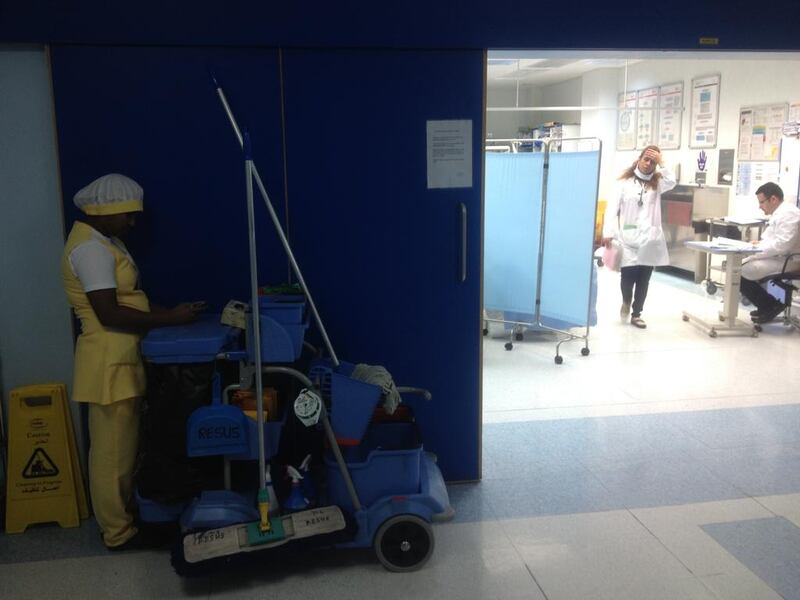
[757,252,800,332]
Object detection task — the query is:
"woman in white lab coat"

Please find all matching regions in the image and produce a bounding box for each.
[603,145,676,329]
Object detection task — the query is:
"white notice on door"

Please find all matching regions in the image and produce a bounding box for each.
[426,119,472,189]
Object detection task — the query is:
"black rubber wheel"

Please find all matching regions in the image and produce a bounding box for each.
[482,328,488,336]
[504,342,513,351]
[706,282,717,295]
[374,515,434,572]
[581,347,590,356]
[514,332,523,341]
[555,355,563,364]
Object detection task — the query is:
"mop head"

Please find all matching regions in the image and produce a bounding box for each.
[245,519,285,545]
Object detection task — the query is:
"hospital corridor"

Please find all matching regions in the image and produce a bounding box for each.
[2,4,800,598]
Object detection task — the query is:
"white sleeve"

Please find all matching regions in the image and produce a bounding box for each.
[657,167,677,194]
[759,209,800,258]
[68,240,117,292]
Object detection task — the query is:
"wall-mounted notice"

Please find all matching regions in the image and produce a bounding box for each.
[658,82,683,150]
[636,87,659,149]
[736,161,780,197]
[616,92,637,150]
[738,103,787,162]
[689,74,720,149]
[426,119,472,189]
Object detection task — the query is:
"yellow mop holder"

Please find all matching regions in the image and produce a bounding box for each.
[4,383,89,533]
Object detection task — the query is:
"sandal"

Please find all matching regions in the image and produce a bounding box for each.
[631,317,647,329]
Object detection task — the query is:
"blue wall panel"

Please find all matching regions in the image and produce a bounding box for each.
[50,46,288,310]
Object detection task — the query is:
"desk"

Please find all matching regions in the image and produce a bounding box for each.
[682,241,762,338]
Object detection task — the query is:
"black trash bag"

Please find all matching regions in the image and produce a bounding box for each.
[136,362,224,504]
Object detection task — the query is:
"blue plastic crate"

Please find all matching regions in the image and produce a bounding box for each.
[258,296,306,324]
[325,422,422,512]
[247,315,309,363]
[142,315,239,364]
[186,404,249,457]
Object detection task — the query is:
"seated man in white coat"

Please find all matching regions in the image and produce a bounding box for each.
[740,182,800,324]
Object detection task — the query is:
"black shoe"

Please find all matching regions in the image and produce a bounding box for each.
[107,526,172,552]
[752,304,784,324]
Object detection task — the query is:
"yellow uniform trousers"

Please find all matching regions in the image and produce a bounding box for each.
[88,398,141,547]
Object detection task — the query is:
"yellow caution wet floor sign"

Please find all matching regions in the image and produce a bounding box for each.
[5,383,89,533]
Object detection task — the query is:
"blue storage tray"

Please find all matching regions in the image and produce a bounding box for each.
[325,422,422,512]
[142,315,239,363]
[329,363,383,445]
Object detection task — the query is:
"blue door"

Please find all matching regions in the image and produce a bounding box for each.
[282,49,484,481]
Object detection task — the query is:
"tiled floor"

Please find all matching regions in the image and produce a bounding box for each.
[1,268,799,598]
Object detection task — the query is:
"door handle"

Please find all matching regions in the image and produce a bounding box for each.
[460,202,467,282]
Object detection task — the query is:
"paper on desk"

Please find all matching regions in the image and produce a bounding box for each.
[722,215,767,226]
[712,236,758,249]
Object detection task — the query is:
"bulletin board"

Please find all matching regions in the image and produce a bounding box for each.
[689,74,720,149]
[618,82,685,151]
[738,102,788,161]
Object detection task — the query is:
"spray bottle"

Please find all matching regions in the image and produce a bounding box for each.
[299,454,316,506]
[284,465,310,513]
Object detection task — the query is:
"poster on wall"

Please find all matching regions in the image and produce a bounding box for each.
[616,92,637,150]
[636,87,659,149]
[657,82,683,150]
[738,103,787,162]
[788,101,800,124]
[426,119,472,189]
[689,74,720,149]
[736,161,780,198]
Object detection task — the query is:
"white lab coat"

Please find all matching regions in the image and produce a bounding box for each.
[603,168,677,268]
[741,200,800,280]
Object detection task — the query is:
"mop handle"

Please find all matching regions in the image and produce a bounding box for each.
[210,73,340,369]
[244,132,267,491]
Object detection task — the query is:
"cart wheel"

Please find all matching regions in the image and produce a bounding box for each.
[581,347,590,356]
[374,515,434,572]
[504,342,513,351]
[682,314,689,322]
[482,328,488,336]
[514,332,523,341]
[709,329,718,338]
[555,355,563,364]
[706,282,717,295]
[741,297,751,306]
[754,324,762,333]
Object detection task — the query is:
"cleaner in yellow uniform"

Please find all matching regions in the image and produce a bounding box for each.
[62,173,204,550]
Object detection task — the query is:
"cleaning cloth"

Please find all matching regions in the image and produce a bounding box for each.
[350,364,401,414]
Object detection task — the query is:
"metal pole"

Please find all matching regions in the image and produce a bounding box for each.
[244,132,266,491]
[212,79,340,368]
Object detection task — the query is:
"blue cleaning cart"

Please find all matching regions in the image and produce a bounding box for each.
[138,306,453,573]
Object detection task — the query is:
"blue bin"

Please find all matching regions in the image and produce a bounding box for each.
[247,315,309,363]
[329,362,382,446]
[135,490,187,523]
[187,404,249,457]
[258,296,306,324]
[142,315,239,364]
[325,422,422,512]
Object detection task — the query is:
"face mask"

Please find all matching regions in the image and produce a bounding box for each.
[634,167,653,181]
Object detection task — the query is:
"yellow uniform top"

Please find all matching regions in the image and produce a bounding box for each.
[62,221,150,405]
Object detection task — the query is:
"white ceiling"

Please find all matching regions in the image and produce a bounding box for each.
[487,50,800,88]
